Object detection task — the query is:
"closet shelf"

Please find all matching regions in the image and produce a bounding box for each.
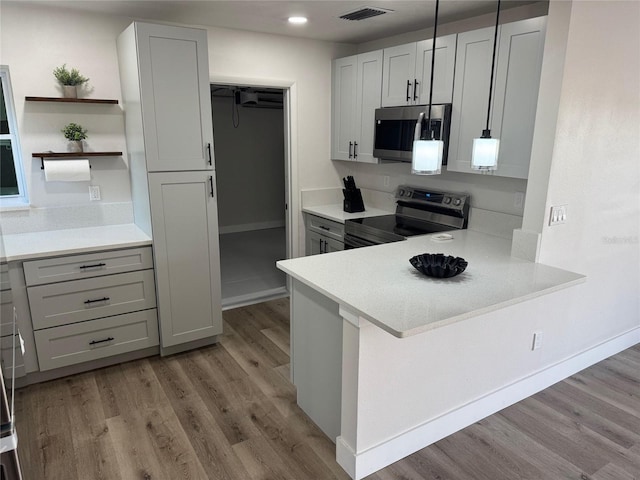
[25,96,119,105]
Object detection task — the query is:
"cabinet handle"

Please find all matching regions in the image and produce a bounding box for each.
[413,79,419,101]
[206,142,212,165]
[209,176,214,197]
[84,297,110,305]
[354,142,358,158]
[406,80,411,101]
[319,225,330,231]
[320,239,324,253]
[79,262,106,270]
[348,141,353,158]
[89,337,114,346]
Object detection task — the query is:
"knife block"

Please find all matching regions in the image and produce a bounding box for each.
[343,188,365,213]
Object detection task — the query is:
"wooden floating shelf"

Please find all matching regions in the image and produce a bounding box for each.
[32,152,123,159]
[25,96,119,105]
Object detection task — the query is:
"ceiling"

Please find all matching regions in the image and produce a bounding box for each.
[14,0,544,44]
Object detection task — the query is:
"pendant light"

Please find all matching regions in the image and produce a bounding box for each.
[471,0,501,171]
[412,0,442,175]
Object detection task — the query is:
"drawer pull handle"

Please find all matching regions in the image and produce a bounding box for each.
[84,297,110,305]
[79,263,106,270]
[319,225,330,231]
[89,337,114,346]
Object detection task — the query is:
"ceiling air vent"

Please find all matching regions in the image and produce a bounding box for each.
[339,6,394,21]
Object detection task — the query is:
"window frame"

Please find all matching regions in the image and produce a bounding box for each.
[0,65,29,208]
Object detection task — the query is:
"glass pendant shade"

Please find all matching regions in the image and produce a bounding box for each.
[412,139,443,175]
[471,136,499,170]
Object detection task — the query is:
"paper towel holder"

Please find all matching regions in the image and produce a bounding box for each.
[33,151,123,169]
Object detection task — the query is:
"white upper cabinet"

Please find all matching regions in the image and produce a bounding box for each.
[135,23,214,172]
[381,34,457,107]
[332,50,383,163]
[448,17,547,178]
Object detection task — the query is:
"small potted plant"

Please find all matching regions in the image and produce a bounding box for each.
[62,122,88,152]
[53,64,89,98]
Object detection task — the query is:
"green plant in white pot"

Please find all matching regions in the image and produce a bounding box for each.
[53,64,89,98]
[62,123,88,152]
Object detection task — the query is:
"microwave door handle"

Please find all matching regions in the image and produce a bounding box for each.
[414,112,425,141]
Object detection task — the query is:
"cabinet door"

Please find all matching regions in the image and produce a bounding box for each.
[415,34,457,105]
[354,50,383,164]
[447,27,496,174]
[490,17,546,179]
[323,237,344,253]
[331,56,357,161]
[381,43,417,107]
[148,171,222,348]
[305,230,324,256]
[136,23,214,172]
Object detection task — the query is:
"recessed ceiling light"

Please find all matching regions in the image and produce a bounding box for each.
[288,16,308,25]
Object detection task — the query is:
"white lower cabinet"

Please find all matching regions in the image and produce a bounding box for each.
[148,171,223,348]
[24,246,159,372]
[34,309,159,371]
[305,214,344,255]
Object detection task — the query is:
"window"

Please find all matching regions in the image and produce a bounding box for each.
[0,65,28,207]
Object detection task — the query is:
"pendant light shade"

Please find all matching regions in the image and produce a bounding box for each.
[412,0,442,176]
[471,0,501,172]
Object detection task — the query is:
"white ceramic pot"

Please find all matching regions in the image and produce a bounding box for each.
[63,85,77,98]
[69,140,83,152]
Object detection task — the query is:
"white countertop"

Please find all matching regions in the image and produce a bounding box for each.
[1,224,152,262]
[277,230,585,338]
[302,204,394,224]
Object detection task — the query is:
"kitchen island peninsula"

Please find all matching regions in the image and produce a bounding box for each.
[277,229,586,480]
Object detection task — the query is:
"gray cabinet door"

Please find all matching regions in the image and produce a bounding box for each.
[149,171,222,348]
[136,22,214,172]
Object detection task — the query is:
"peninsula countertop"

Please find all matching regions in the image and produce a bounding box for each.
[1,224,152,262]
[277,229,585,338]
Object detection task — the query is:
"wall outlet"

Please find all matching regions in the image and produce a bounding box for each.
[532,332,543,350]
[383,175,390,188]
[89,185,101,201]
[549,205,567,226]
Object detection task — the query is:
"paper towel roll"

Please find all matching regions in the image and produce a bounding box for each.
[44,159,91,182]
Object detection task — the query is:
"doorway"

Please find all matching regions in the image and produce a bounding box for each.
[211,84,289,309]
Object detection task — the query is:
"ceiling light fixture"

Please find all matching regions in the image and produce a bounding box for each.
[471,0,501,172]
[288,16,308,25]
[412,0,442,175]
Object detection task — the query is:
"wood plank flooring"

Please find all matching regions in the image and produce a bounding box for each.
[14,298,640,480]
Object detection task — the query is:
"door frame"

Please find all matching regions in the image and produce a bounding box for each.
[209,75,297,263]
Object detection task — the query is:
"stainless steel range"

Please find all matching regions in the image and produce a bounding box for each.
[344,185,469,249]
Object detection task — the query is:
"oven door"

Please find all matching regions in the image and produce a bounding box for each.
[343,234,382,250]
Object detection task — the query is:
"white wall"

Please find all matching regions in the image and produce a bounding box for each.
[534,0,640,346]
[211,95,285,231]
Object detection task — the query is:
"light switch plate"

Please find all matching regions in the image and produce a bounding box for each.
[549,205,567,226]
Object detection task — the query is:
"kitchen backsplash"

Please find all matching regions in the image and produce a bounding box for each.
[0,202,133,235]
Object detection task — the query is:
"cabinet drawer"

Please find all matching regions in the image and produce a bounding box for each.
[34,309,159,371]
[1,290,13,332]
[1,332,25,379]
[0,263,10,291]
[306,214,344,242]
[23,247,153,286]
[29,270,157,330]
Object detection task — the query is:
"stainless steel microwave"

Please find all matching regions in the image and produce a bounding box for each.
[373,104,452,163]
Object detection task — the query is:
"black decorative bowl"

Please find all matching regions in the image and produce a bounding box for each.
[409,253,468,278]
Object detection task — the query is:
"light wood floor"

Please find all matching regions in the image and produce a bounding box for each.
[15,298,640,480]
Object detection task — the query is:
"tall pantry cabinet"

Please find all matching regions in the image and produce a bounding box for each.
[117,22,223,354]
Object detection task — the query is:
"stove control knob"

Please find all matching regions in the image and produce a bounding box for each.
[405,190,412,197]
[398,189,405,197]
[453,198,462,206]
[443,196,451,204]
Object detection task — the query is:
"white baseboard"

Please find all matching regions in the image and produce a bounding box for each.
[336,327,640,480]
[219,220,285,235]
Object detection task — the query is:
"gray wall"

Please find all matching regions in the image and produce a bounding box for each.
[211,95,285,232]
